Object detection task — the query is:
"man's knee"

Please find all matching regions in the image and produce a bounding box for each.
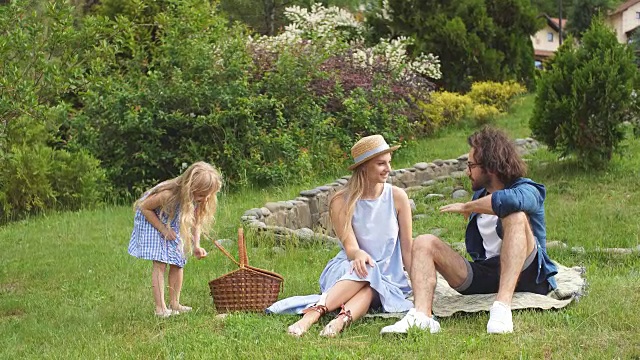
[501,211,527,228]
[413,234,442,255]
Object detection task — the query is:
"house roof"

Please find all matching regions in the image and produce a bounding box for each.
[539,14,568,32]
[612,0,640,15]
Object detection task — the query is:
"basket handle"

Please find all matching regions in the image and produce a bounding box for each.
[238,228,249,267]
[204,234,240,267]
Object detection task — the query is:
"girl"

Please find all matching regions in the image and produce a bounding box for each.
[128,161,222,317]
[267,134,415,337]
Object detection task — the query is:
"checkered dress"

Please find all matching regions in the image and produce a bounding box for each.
[127,196,186,268]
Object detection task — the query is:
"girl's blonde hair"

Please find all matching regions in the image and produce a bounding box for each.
[329,165,368,236]
[135,162,223,255]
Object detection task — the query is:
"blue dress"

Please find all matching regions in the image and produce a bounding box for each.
[127,192,186,268]
[267,183,413,314]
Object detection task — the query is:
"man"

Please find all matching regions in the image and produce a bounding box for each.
[381,127,558,334]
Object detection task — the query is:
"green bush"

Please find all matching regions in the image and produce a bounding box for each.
[467,81,527,112]
[418,91,472,131]
[0,1,106,222]
[530,18,638,168]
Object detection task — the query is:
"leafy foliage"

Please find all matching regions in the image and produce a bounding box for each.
[0,1,106,222]
[367,0,538,91]
[565,0,614,38]
[530,18,638,168]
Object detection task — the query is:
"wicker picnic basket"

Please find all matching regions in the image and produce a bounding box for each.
[208,228,284,313]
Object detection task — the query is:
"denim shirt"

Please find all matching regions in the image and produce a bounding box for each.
[465,177,558,289]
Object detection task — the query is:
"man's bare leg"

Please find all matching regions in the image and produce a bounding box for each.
[381,234,467,334]
[496,212,536,305]
[412,234,469,316]
[488,212,536,334]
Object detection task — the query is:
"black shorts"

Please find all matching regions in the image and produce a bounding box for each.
[454,251,550,295]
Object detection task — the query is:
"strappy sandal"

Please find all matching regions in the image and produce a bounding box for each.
[170,304,192,315]
[319,304,353,338]
[155,309,173,318]
[287,304,328,337]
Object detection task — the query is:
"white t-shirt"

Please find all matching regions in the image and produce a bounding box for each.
[477,214,502,259]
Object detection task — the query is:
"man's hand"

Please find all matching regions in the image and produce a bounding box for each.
[440,202,471,220]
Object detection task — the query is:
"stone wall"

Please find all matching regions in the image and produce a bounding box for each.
[240,138,542,244]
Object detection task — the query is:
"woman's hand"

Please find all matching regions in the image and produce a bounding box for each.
[193,246,208,260]
[161,226,177,241]
[350,249,375,278]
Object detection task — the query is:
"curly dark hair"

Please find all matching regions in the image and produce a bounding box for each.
[468,127,526,186]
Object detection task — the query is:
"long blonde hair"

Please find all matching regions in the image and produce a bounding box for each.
[135,162,222,255]
[329,166,368,236]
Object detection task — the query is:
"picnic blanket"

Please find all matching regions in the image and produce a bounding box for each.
[366,263,586,319]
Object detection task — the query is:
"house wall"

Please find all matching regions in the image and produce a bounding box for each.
[607,3,640,43]
[531,24,561,52]
[608,13,624,43]
[621,3,640,41]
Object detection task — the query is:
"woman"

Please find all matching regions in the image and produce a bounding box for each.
[267,134,414,337]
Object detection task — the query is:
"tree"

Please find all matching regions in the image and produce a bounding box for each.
[367,0,538,91]
[218,0,365,35]
[565,0,614,38]
[530,18,638,168]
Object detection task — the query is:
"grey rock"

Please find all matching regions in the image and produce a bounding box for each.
[260,207,272,216]
[336,178,348,185]
[264,202,282,213]
[409,199,417,212]
[317,185,332,192]
[414,162,430,171]
[425,194,445,200]
[451,189,470,199]
[243,209,260,217]
[433,160,444,166]
[300,189,321,197]
[450,171,467,179]
[571,246,585,254]
[295,227,315,240]
[241,215,257,222]
[422,180,437,187]
[598,247,633,255]
[413,214,429,220]
[435,175,450,182]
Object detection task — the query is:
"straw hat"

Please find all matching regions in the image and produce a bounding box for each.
[348,134,400,170]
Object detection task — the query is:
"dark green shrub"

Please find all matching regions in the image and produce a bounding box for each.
[0,1,105,222]
[530,18,638,168]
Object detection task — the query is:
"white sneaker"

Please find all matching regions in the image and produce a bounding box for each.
[380,308,441,334]
[487,301,513,334]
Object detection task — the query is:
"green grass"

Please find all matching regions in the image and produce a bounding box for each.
[1,95,639,359]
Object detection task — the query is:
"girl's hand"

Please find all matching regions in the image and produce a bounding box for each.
[193,246,208,260]
[161,227,177,241]
[350,250,375,278]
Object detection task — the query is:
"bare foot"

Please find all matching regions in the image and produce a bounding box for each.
[287,311,322,337]
[319,317,346,338]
